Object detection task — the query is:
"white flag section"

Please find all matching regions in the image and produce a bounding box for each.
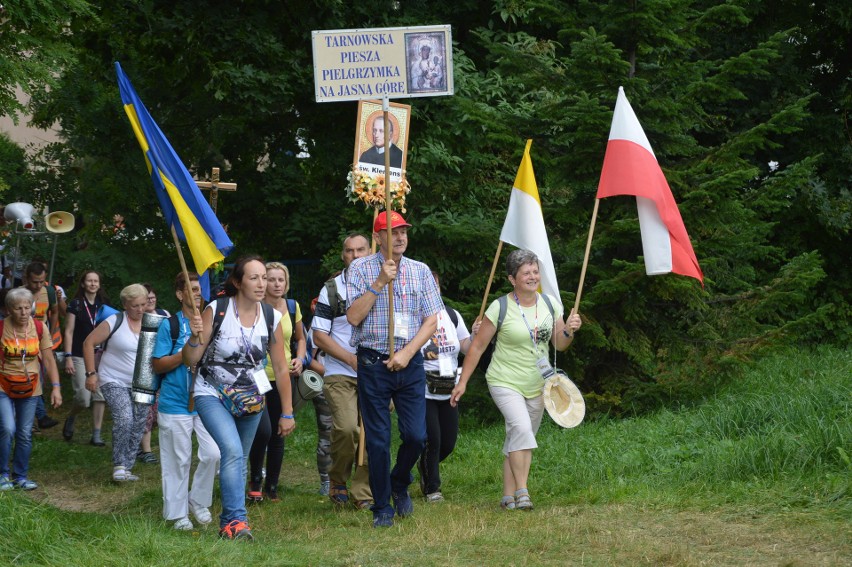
[500,140,563,307]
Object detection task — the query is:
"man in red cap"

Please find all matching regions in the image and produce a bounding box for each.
[346,211,443,528]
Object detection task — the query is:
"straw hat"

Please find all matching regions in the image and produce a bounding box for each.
[542,370,585,428]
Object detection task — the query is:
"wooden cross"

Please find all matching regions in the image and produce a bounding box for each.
[196,167,237,214]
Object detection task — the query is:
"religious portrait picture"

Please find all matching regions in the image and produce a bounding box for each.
[353,99,411,181]
[405,32,448,93]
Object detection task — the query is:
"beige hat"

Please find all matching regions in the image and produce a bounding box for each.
[542,371,585,428]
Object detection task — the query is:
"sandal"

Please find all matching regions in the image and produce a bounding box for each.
[500,495,516,510]
[514,488,533,510]
[329,484,349,506]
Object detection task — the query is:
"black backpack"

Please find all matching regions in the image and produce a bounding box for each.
[477,294,555,373]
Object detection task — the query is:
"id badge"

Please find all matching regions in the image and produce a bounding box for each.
[438,353,454,377]
[253,367,273,395]
[536,356,555,379]
[393,312,410,341]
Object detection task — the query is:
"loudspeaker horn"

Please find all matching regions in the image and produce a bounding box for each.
[45,211,75,233]
[3,202,36,230]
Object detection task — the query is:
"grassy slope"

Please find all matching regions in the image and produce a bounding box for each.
[1,346,849,566]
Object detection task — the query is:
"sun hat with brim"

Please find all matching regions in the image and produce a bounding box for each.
[542,370,585,428]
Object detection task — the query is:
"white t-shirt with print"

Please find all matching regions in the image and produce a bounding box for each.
[194,297,283,398]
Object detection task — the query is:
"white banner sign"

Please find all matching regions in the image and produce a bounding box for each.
[312,24,453,102]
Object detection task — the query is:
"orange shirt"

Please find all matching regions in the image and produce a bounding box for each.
[1,319,51,396]
[31,286,51,324]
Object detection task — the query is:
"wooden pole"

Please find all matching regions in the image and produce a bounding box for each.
[170,225,203,412]
[382,98,395,357]
[478,241,504,320]
[573,198,600,315]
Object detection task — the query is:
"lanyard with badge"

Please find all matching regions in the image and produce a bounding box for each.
[393,262,411,342]
[233,301,272,394]
[514,292,554,379]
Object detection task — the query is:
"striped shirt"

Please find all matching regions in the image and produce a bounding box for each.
[347,253,443,354]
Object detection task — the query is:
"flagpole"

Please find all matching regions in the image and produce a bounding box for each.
[478,241,504,320]
[382,96,395,357]
[573,198,600,314]
[169,224,203,335]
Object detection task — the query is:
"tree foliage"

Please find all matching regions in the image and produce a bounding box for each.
[10,0,850,414]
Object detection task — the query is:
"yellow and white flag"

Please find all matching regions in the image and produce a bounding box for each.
[499,140,562,307]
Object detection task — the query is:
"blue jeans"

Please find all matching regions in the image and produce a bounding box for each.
[194,395,262,528]
[357,348,427,517]
[0,392,38,481]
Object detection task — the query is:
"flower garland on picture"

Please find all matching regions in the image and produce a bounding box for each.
[346,167,411,213]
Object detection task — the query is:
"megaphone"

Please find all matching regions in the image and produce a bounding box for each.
[45,211,75,233]
[3,202,36,230]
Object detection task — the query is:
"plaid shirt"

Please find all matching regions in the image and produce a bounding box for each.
[347,252,443,354]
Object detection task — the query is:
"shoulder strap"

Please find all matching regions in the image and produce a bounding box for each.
[45,283,57,306]
[197,297,229,363]
[261,302,275,351]
[286,298,297,337]
[168,314,181,351]
[102,312,124,352]
[324,279,339,316]
[447,307,459,328]
[540,294,556,319]
[495,295,509,332]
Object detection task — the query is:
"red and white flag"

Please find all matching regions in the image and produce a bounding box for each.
[597,87,703,284]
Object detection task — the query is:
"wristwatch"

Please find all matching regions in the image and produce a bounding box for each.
[85,370,97,377]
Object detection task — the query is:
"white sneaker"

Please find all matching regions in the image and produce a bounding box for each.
[173,517,194,531]
[191,506,212,525]
[425,491,445,503]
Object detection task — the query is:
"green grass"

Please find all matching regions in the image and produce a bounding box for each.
[1,346,849,566]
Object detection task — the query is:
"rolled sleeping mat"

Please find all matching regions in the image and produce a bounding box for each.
[291,369,324,412]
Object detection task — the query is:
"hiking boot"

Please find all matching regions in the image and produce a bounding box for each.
[38,416,58,429]
[392,491,413,517]
[219,519,253,541]
[372,513,394,528]
[62,418,74,441]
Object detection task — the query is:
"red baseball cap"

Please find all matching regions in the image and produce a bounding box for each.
[373,211,411,233]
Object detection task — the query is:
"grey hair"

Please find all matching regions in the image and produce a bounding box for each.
[5,287,33,309]
[119,283,148,305]
[506,249,541,278]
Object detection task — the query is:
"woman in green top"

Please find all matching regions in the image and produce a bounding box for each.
[451,250,582,511]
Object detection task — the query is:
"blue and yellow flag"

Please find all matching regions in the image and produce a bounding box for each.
[115,62,232,297]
